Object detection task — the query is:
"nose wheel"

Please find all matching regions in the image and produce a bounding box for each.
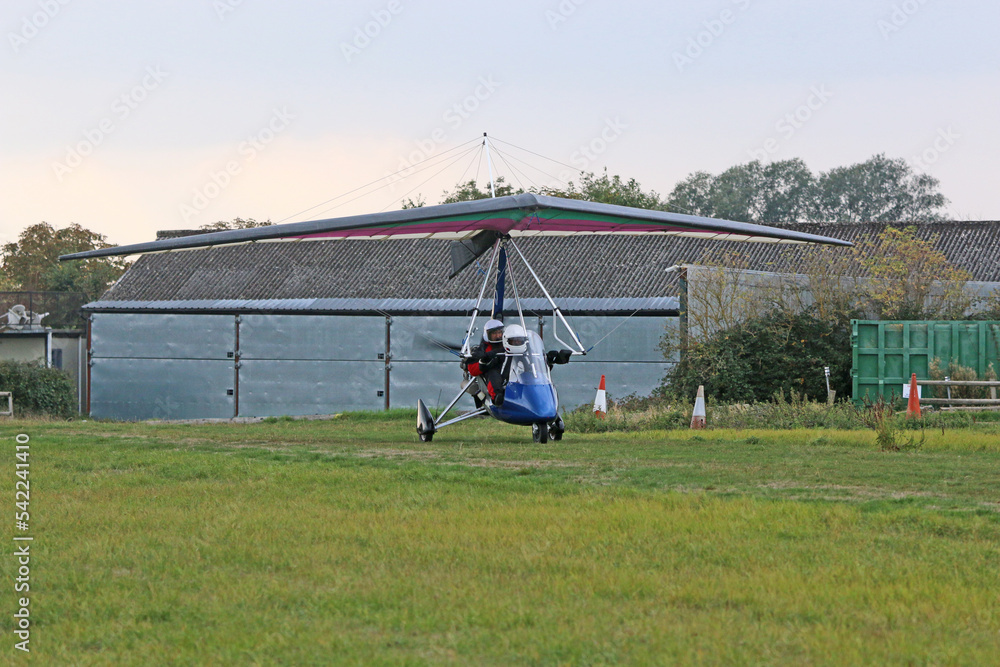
[532,422,549,444]
[549,416,565,441]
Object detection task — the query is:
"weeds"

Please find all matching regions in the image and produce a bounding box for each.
[853,395,924,452]
[929,358,999,399]
[560,390,1000,453]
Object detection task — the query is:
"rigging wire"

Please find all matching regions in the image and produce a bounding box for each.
[491,135,702,217]
[491,146,574,189]
[453,143,485,190]
[275,130,703,229]
[275,136,481,223]
[490,146,529,192]
[316,143,481,219]
[377,144,482,213]
[489,136,584,176]
[473,146,484,188]
[585,308,644,354]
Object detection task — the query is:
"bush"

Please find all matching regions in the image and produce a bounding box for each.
[0,360,76,418]
[663,307,853,404]
[928,359,998,399]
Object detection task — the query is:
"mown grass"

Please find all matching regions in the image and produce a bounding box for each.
[2,414,999,665]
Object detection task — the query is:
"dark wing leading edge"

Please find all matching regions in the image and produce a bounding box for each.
[59,193,853,263]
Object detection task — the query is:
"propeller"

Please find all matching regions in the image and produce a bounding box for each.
[414,335,464,356]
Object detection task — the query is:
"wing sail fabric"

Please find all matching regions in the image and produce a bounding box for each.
[60,193,852,261]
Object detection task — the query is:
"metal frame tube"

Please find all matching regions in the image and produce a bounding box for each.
[436,407,489,429]
[507,237,586,354]
[483,133,497,198]
[462,237,503,357]
[384,315,392,411]
[77,334,83,413]
[434,378,479,426]
[505,251,529,334]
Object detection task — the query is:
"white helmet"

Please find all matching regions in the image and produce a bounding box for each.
[503,324,528,354]
[483,319,504,343]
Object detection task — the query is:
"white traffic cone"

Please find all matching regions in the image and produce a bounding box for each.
[690,385,706,429]
[593,375,607,419]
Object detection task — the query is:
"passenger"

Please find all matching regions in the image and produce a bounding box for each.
[463,319,508,406]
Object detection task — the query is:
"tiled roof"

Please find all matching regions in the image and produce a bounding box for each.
[99,221,1000,303]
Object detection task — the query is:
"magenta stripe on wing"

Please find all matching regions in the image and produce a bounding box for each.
[285,216,720,239]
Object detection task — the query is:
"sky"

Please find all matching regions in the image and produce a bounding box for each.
[2,0,998,247]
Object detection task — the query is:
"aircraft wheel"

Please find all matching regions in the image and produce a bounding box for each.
[532,422,549,444]
[419,431,433,442]
[550,417,565,441]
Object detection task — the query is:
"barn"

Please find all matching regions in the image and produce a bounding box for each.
[82,233,682,420]
[80,210,1000,421]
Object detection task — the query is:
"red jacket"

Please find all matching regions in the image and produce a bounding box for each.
[466,341,504,376]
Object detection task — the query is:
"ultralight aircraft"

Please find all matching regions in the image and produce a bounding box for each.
[62,190,851,442]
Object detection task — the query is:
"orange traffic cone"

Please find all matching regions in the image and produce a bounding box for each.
[593,375,607,419]
[906,373,922,419]
[690,385,706,429]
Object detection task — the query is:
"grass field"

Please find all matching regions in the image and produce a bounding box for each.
[2,414,999,665]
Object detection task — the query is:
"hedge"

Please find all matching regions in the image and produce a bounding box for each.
[0,360,76,418]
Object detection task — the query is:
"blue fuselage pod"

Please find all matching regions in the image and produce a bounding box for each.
[486,330,559,425]
[489,381,559,425]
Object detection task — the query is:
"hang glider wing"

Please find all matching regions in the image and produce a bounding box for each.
[60,193,853,269]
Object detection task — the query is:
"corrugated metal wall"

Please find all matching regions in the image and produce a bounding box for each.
[90,314,236,420]
[547,314,674,410]
[89,313,677,420]
[852,320,1000,402]
[238,315,386,416]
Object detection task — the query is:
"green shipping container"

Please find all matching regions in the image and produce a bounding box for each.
[852,320,1000,402]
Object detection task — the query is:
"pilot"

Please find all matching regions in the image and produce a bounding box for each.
[463,318,508,406]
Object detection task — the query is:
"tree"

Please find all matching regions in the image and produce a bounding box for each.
[814,154,948,222]
[199,217,272,231]
[419,171,665,211]
[540,170,665,210]
[665,154,948,223]
[854,226,972,319]
[755,159,816,223]
[0,222,130,301]
[440,176,521,203]
[662,171,714,217]
[667,159,818,222]
[704,160,815,223]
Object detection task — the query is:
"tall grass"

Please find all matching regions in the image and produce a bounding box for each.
[566,390,1000,434]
